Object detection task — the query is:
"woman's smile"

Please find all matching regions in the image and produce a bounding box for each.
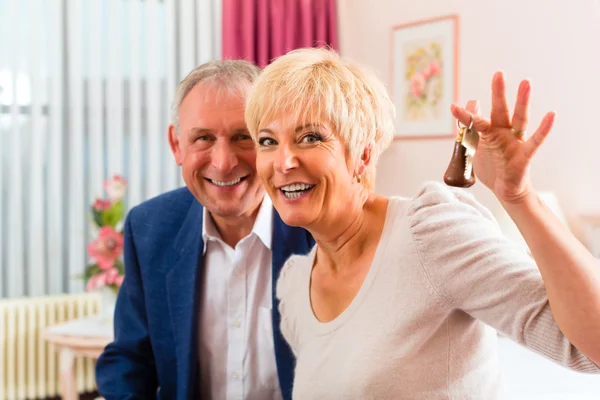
[278,182,316,200]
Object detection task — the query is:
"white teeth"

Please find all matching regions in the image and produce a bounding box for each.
[283,191,303,199]
[280,183,314,199]
[210,178,242,187]
[280,183,313,192]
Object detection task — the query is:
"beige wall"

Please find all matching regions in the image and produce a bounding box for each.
[338,0,600,237]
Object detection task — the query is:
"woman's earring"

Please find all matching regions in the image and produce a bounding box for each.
[355,175,362,184]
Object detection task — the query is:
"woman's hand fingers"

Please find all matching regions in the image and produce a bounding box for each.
[491,71,512,128]
[511,80,531,136]
[465,99,480,116]
[450,103,489,133]
[448,73,555,203]
[524,111,556,159]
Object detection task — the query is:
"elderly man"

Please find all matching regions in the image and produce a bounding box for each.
[95,60,313,400]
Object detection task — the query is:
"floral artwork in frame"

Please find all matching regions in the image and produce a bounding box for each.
[391,15,458,138]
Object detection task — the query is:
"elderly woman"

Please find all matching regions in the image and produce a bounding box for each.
[245,48,600,399]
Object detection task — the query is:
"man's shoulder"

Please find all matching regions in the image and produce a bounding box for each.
[127,187,200,232]
[272,211,315,252]
[134,186,197,211]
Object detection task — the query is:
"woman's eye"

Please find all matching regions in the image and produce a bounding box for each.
[301,133,322,144]
[258,137,276,147]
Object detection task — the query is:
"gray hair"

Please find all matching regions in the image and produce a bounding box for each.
[171,59,261,133]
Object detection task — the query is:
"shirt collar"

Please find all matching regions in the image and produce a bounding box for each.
[252,195,273,250]
[201,195,273,253]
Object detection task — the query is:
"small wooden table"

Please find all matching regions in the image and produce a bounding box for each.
[44,318,113,400]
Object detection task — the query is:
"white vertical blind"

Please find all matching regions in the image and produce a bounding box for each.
[0,0,222,298]
[164,0,179,192]
[7,0,24,299]
[48,0,65,295]
[180,0,197,77]
[0,0,6,298]
[67,0,85,294]
[107,0,124,179]
[178,0,197,188]
[198,0,216,64]
[145,0,163,199]
[88,0,105,211]
[212,0,223,58]
[27,0,46,297]
[128,0,143,210]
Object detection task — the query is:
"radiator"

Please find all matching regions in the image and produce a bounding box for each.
[0,293,101,400]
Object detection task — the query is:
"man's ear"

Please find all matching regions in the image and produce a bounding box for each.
[168,124,183,166]
[354,144,373,176]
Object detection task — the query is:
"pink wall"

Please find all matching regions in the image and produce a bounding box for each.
[337,0,600,233]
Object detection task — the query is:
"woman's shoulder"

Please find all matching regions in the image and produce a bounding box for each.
[275,246,316,352]
[382,181,502,248]
[400,180,497,226]
[276,245,316,302]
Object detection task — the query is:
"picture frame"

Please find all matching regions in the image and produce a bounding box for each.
[390,15,459,139]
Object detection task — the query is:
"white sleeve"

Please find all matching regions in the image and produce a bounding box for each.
[407,181,599,373]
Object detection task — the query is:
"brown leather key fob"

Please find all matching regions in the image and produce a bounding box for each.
[444,126,476,188]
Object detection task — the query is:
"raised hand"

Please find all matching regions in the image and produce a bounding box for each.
[450,71,556,204]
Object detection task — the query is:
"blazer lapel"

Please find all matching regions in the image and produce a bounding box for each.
[166,200,204,399]
[271,210,314,400]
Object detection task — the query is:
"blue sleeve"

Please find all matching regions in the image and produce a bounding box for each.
[95,210,159,399]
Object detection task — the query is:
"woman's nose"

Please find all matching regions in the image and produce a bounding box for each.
[274,145,299,173]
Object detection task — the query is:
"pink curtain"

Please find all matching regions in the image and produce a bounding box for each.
[222,0,339,68]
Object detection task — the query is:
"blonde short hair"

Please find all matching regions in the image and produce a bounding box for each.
[245,47,396,190]
[172,59,261,133]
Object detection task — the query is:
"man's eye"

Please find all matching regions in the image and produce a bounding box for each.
[235,134,252,141]
[258,137,276,147]
[196,135,212,141]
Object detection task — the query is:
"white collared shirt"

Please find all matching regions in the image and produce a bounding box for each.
[198,196,282,400]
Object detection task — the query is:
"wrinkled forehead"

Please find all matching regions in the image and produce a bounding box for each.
[177,84,248,135]
[190,80,249,106]
[183,80,249,112]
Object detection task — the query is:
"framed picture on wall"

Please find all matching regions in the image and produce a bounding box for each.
[391,15,458,139]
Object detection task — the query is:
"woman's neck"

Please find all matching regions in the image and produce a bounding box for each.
[311,190,387,273]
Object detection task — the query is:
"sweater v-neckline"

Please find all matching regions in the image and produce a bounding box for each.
[304,198,400,335]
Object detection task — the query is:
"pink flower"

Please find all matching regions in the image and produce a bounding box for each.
[423,60,441,79]
[104,175,128,202]
[105,267,120,284]
[410,72,426,97]
[85,268,124,292]
[93,198,112,211]
[86,273,107,291]
[88,227,124,270]
[114,275,125,287]
[85,275,97,291]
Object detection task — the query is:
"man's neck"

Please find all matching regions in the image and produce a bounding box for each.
[211,204,261,249]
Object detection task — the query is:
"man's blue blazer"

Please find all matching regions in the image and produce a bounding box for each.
[95,187,314,399]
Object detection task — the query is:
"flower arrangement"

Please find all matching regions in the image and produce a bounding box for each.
[404,41,444,120]
[82,175,128,293]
